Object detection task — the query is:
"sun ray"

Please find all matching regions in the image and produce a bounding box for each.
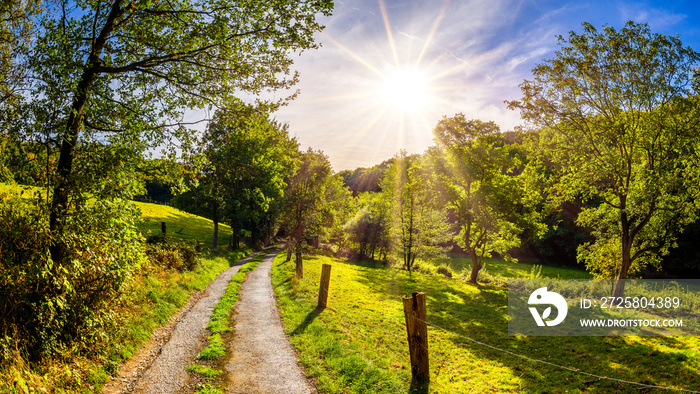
[378,0,400,67]
[324,34,384,77]
[415,0,451,67]
[311,1,476,169]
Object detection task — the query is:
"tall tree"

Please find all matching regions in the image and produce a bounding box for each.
[383,151,451,271]
[430,114,537,283]
[319,173,354,247]
[507,22,700,296]
[184,103,297,249]
[345,192,389,260]
[283,148,331,278]
[28,0,332,264]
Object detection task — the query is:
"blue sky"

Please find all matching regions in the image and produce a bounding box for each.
[272,0,700,171]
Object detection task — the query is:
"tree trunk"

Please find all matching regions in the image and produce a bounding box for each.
[468,248,481,283]
[295,250,303,279]
[212,201,219,250]
[212,220,219,250]
[286,238,293,262]
[48,0,125,264]
[231,221,239,249]
[613,216,633,297]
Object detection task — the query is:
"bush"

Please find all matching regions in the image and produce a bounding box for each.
[436,265,453,278]
[0,195,146,360]
[144,236,201,272]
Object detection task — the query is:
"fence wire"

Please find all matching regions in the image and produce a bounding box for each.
[415,316,700,393]
[295,257,699,393]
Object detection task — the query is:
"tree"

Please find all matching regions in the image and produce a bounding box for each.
[0,0,39,107]
[0,0,43,182]
[345,192,389,260]
[200,104,297,249]
[430,114,537,283]
[507,21,700,296]
[319,173,354,247]
[27,0,332,264]
[282,148,332,278]
[383,151,451,270]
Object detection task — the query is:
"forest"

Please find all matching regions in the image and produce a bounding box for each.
[1,0,700,392]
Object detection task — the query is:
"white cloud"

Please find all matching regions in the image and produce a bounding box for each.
[618,3,687,29]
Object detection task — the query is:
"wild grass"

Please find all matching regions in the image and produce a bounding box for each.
[431,252,593,279]
[187,365,222,378]
[135,201,233,247]
[272,252,700,393]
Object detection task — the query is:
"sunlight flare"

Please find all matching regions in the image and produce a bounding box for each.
[380,67,432,112]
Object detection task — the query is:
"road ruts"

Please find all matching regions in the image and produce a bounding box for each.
[128,250,265,394]
[225,252,315,394]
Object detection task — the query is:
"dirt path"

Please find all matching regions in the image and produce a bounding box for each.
[225,253,315,394]
[105,250,264,394]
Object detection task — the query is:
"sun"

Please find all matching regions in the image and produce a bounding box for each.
[380,67,432,113]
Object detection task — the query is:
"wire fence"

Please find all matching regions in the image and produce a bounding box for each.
[289,256,700,393]
[413,316,700,393]
[327,292,699,393]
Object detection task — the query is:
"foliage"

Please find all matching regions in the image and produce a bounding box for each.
[281,148,334,274]
[383,151,451,270]
[508,21,700,295]
[344,192,389,260]
[318,174,354,246]
[430,113,542,283]
[144,236,201,272]
[198,103,298,248]
[337,158,393,195]
[0,194,145,360]
[0,187,253,392]
[20,0,332,266]
[0,0,40,108]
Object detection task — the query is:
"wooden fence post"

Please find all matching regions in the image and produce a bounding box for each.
[403,292,429,383]
[317,264,331,308]
[295,250,303,279]
[161,221,167,236]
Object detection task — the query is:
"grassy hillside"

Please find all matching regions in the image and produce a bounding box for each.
[272,253,700,393]
[135,201,232,246]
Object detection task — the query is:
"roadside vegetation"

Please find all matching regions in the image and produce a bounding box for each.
[272,251,700,393]
[0,183,253,393]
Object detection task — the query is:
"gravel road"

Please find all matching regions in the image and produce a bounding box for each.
[125,250,264,394]
[225,253,316,394]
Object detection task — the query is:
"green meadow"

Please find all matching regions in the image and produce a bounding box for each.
[272,252,700,393]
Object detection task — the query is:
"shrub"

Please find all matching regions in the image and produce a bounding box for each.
[144,236,201,272]
[436,265,453,278]
[0,195,146,360]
